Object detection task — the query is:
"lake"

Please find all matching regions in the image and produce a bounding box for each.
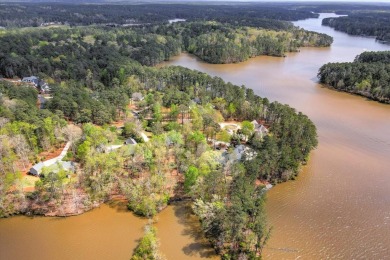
[161,13,390,259]
[1,13,390,260]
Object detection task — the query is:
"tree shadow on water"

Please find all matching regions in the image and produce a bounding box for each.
[106,199,129,213]
[106,199,150,220]
[172,202,217,258]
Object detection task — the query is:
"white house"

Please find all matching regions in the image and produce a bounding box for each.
[131,92,144,101]
[251,120,269,138]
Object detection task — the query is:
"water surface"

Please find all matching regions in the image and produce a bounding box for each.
[1,13,390,260]
[0,201,217,260]
[161,13,390,259]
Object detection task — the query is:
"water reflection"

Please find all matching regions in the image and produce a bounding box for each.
[156,203,218,259]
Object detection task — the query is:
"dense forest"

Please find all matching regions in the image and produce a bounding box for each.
[0,3,318,28]
[179,22,332,63]
[297,3,390,14]
[283,2,390,43]
[0,22,332,79]
[0,4,323,258]
[318,51,390,104]
[322,12,390,43]
[3,2,389,30]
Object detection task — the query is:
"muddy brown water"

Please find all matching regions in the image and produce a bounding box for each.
[0,201,217,260]
[160,13,390,259]
[1,13,390,259]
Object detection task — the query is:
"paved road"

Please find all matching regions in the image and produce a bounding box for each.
[42,141,71,167]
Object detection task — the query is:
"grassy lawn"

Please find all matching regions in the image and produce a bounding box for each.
[21,172,78,190]
[113,138,125,145]
[22,175,38,189]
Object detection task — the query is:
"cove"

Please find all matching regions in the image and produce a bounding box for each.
[0,201,217,260]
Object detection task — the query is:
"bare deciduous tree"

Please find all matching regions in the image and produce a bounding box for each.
[12,134,32,171]
[0,117,9,128]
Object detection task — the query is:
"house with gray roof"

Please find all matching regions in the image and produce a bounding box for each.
[29,161,75,176]
[131,92,144,101]
[124,138,137,145]
[22,76,39,86]
[40,83,51,93]
[29,162,45,176]
[251,120,269,139]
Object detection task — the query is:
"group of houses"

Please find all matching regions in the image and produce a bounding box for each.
[1,75,51,94]
[21,76,51,93]
[217,119,269,162]
[1,76,52,109]
[23,76,52,109]
[39,22,67,27]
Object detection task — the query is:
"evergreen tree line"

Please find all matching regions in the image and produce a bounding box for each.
[322,12,390,43]
[0,3,318,28]
[318,51,390,104]
[173,21,332,63]
[0,22,332,80]
[297,2,390,15]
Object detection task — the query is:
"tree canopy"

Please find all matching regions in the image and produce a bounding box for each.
[318,51,390,104]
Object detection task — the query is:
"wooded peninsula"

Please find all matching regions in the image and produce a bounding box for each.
[318,51,390,104]
[322,13,390,43]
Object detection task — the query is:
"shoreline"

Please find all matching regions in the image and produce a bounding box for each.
[319,83,390,105]
[4,176,277,218]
